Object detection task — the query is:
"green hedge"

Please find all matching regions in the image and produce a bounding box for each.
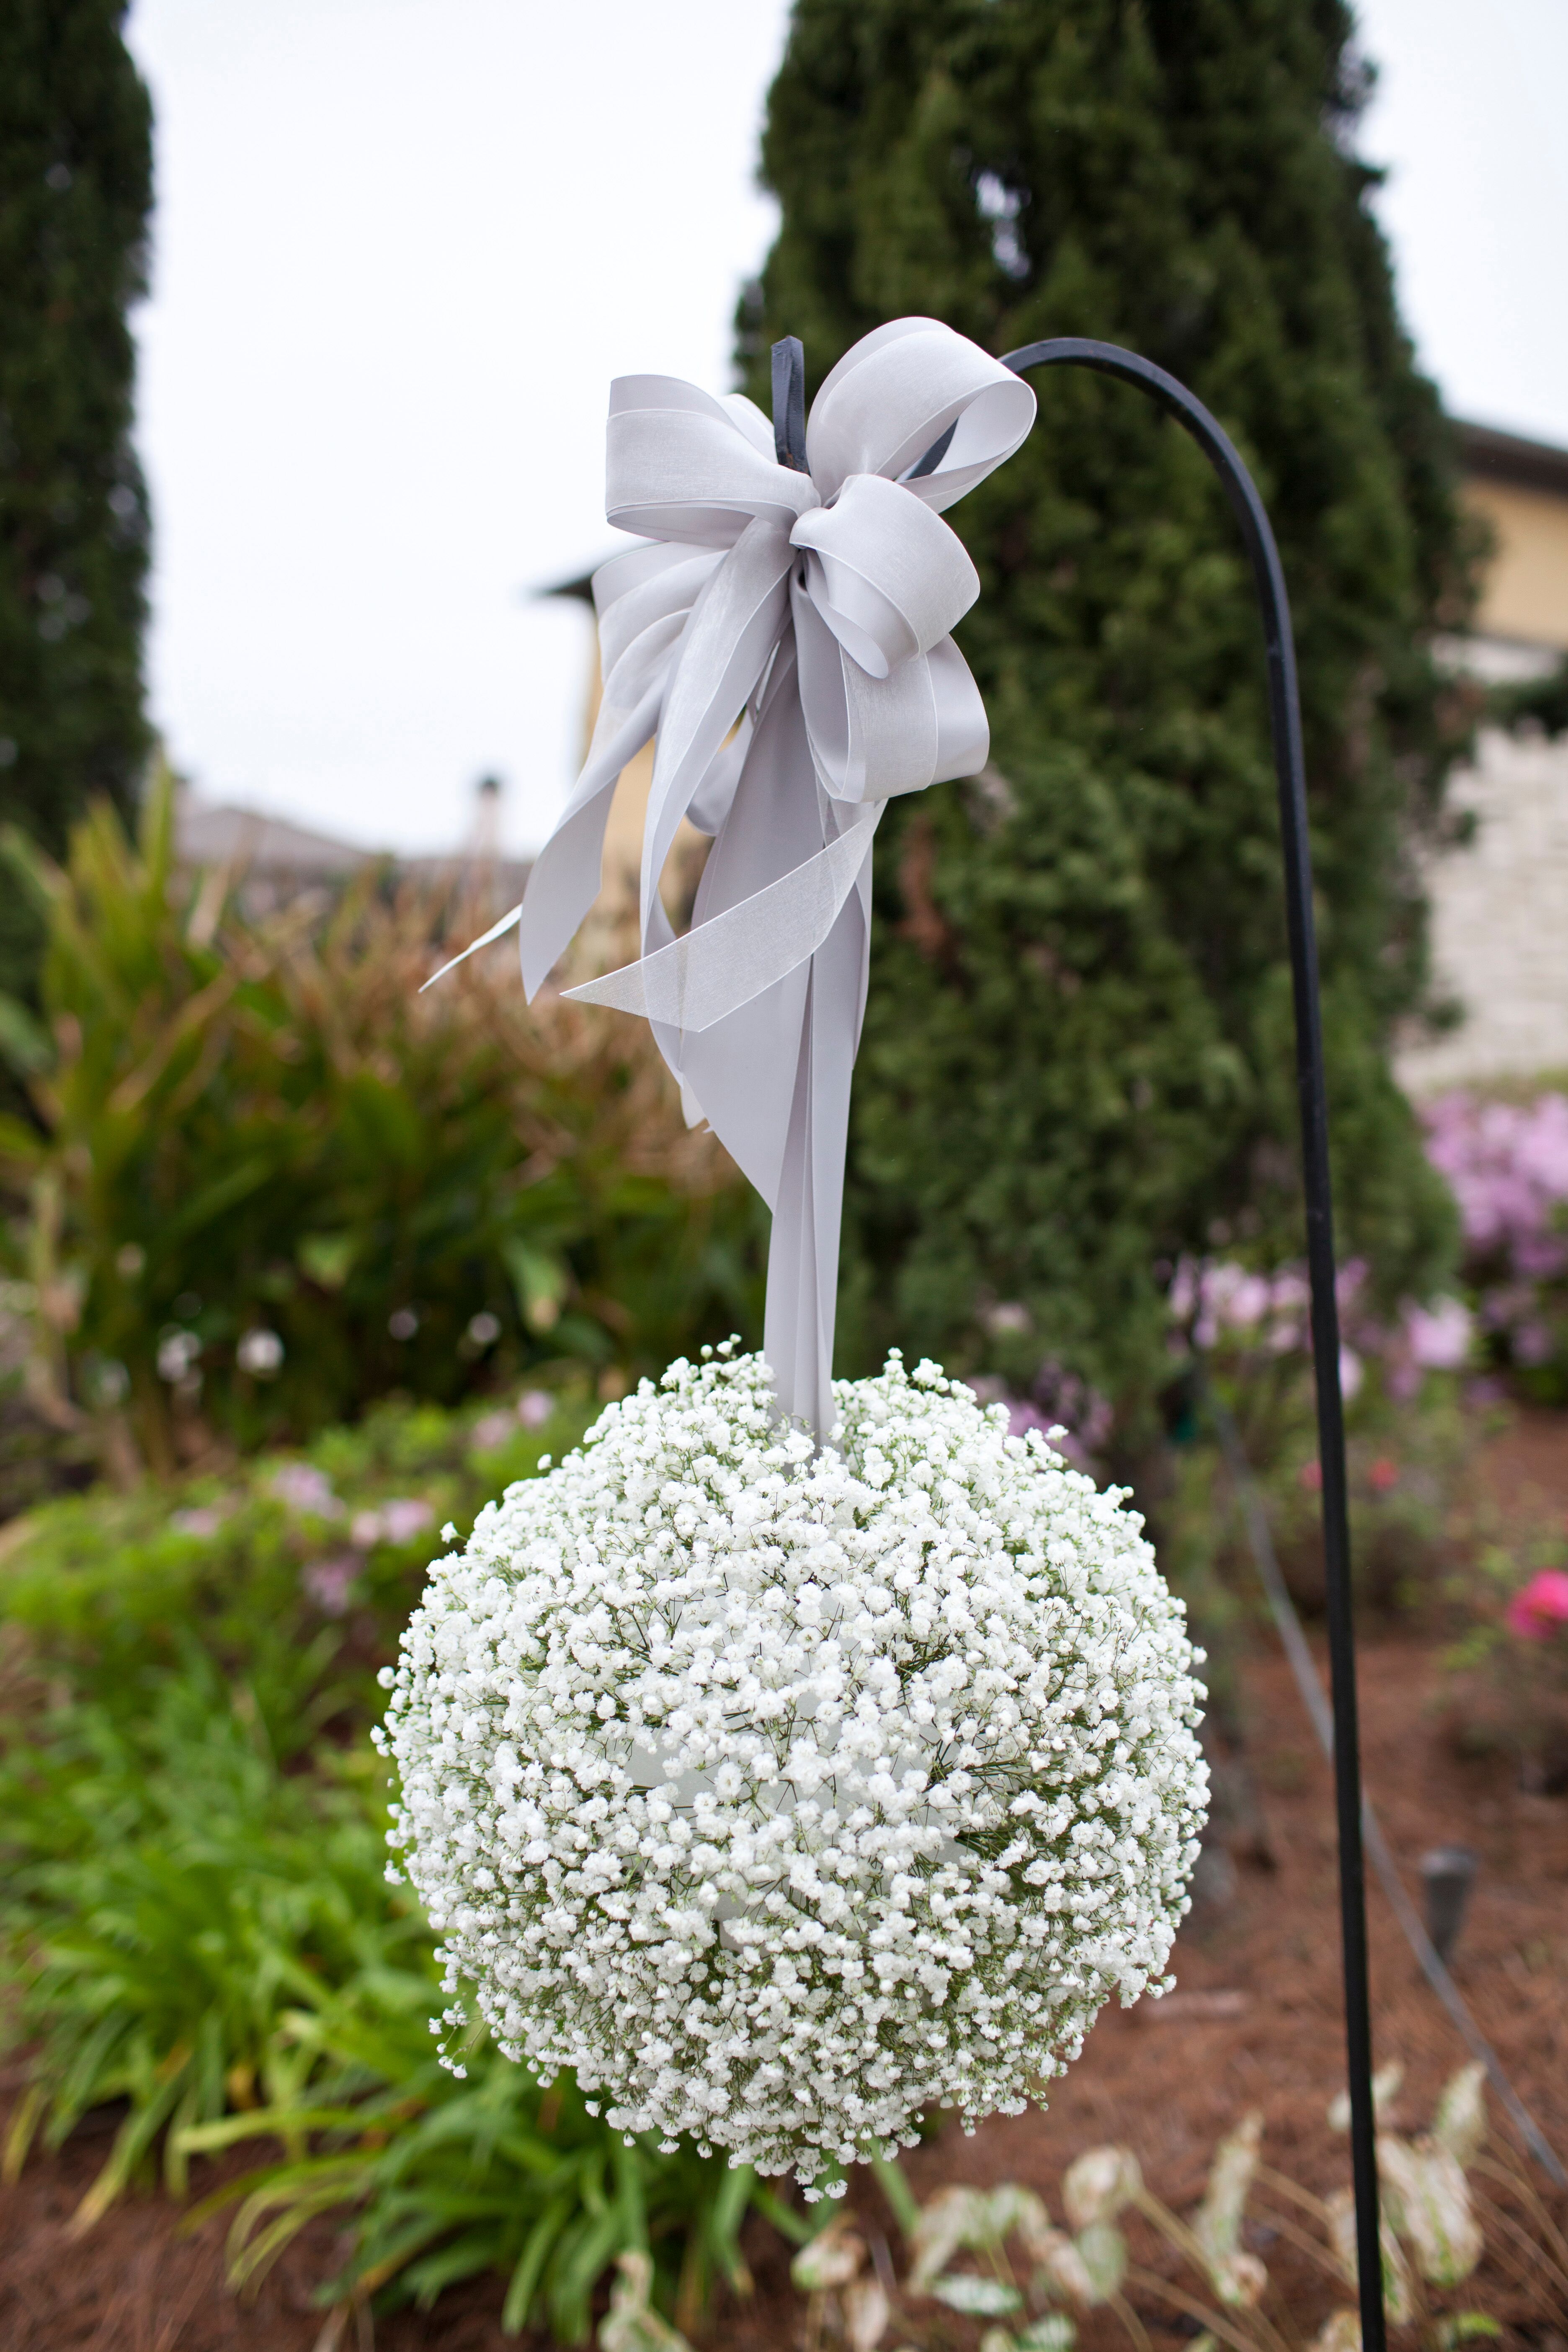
[0,777,765,1471]
[0,0,152,1012]
[745,0,1469,1436]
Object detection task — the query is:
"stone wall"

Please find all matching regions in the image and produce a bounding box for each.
[1396,723,1568,1093]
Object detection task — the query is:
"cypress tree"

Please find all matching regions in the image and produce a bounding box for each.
[742,0,1471,1433]
[0,1,152,1007]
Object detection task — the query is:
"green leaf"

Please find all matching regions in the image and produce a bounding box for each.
[1431,2065,1487,2172]
[1074,2221,1128,2303]
[870,2152,922,2237]
[1437,2316,1500,2348]
[502,1237,569,1333]
[164,1156,276,1240]
[0,991,53,1075]
[503,2196,573,2334]
[1017,2320,1078,2352]
[297,1233,358,1292]
[404,2225,510,2307]
[931,2275,1024,2316]
[747,2183,815,2247]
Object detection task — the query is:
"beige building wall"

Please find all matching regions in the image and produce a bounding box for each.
[1463,477,1568,650]
[1397,725,1568,1091]
[1395,427,1568,1094]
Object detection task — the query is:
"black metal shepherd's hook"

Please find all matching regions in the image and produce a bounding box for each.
[998,340,1383,2352]
[1006,343,1382,2352]
[769,332,1385,2349]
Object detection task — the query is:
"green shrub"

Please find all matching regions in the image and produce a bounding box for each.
[744,0,1469,1436]
[0,1655,762,2334]
[0,1392,771,2336]
[183,1975,759,2339]
[0,774,764,1471]
[0,1661,411,2221]
[0,1380,589,1721]
[0,0,153,1014]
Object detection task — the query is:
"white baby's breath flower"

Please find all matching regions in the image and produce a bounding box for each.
[380,1346,1208,2189]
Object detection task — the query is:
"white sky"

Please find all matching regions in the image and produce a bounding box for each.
[124,0,1568,859]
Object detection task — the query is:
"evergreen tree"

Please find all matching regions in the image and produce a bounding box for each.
[742,0,1471,1432]
[0,1,152,1007]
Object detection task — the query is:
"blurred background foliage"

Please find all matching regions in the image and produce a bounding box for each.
[0,0,152,1023]
[0,771,765,1480]
[0,1389,777,2337]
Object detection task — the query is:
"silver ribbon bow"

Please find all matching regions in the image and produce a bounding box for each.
[446,318,1034,1434]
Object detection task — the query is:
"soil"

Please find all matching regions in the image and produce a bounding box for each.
[3,1421,1566,2352]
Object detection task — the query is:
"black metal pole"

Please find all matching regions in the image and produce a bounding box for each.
[997,337,1385,2349]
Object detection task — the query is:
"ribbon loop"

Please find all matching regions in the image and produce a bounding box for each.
[607,379,818,544]
[805,317,1036,508]
[792,472,979,677]
[508,320,1033,1434]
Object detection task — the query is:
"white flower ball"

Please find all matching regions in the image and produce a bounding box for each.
[379,1346,1208,2189]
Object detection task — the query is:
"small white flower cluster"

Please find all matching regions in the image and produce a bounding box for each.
[379,1347,1208,2189]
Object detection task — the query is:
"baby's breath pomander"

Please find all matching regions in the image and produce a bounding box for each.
[379,1347,1207,2190]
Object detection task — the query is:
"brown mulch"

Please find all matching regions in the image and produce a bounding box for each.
[3,1425,1567,2351]
[1463,1401,1568,1547]
[868,1630,1568,2349]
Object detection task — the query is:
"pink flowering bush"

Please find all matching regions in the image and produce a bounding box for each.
[1506,1568,1568,1641]
[1501,1568,1568,1789]
[1158,1254,1470,1618]
[1421,1091,1568,1406]
[1166,1253,1476,1411]
[1448,1549,1568,1793]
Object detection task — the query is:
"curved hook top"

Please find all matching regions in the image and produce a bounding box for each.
[1000,338,1295,679]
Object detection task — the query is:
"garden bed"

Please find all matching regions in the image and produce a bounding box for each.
[3,1615,1564,2352]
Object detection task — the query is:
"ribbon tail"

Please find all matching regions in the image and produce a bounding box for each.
[560,815,874,1034]
[763,892,864,1439]
[420,900,522,993]
[517,679,664,998]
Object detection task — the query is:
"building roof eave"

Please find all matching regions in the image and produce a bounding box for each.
[1458,420,1568,500]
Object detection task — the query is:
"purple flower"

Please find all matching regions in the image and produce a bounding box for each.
[1514,1321,1555,1367]
[1421,1091,1568,1261]
[1207,1264,1272,1330]
[1168,1258,1200,1321]
[382,1497,435,1546]
[271,1463,344,1519]
[302,1555,360,1617]
[1403,1297,1473,1371]
[353,1497,435,1548]
[1336,1258,1368,1304]
[171,1506,223,1537]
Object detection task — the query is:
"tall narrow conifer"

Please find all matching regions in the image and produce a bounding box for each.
[0,1,152,1005]
[743,0,1471,1423]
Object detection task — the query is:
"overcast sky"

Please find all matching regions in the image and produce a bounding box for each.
[123,0,1568,859]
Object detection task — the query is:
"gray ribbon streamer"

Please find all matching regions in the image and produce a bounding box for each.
[453,319,1034,1435]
